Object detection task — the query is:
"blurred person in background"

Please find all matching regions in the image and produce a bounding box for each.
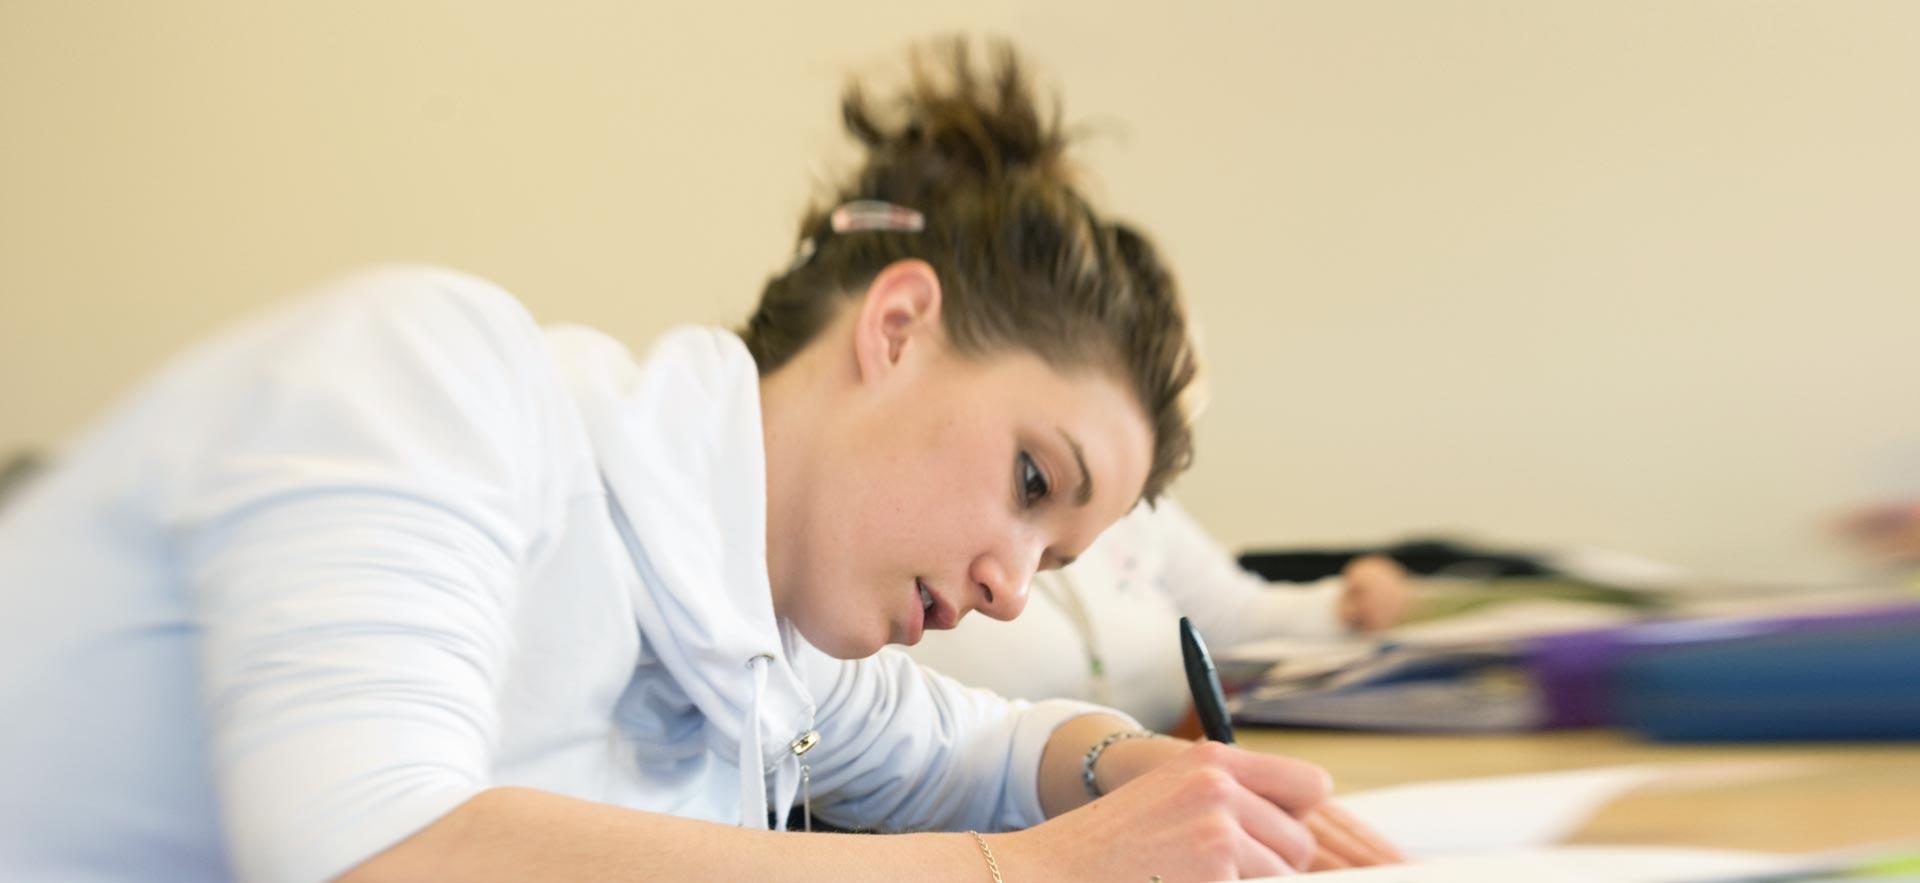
[910,495,1412,733]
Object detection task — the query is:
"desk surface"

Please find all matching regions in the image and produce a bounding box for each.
[1235,728,1920,854]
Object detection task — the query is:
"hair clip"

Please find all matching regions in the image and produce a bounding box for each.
[829,200,925,234]
[787,200,926,273]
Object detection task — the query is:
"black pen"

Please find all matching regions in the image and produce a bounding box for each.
[1180,615,1235,744]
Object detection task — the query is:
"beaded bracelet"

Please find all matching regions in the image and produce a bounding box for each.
[1081,729,1157,799]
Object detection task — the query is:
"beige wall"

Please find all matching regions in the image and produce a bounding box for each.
[4,2,1916,583]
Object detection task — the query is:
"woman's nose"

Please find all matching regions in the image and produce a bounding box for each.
[967,542,1037,622]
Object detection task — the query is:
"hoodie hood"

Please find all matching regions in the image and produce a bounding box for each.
[546,324,816,829]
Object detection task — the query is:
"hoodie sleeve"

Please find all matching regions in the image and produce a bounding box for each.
[169,267,565,883]
[797,647,1133,833]
[1149,498,1352,646]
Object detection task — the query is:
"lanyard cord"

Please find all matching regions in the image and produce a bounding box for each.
[1033,569,1111,707]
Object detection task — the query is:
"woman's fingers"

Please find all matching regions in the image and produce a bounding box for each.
[1201,742,1331,816]
[1305,802,1407,865]
[1303,808,1380,868]
[1196,744,1403,871]
[1220,772,1318,872]
[1226,827,1297,879]
[1307,846,1353,872]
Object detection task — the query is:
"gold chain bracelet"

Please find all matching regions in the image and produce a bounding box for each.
[967,831,1004,883]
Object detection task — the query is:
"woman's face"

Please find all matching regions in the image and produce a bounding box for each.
[765,264,1154,660]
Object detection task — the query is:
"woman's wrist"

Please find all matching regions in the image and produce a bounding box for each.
[1080,729,1157,798]
[967,831,1005,882]
[975,827,1064,883]
[1037,713,1138,816]
[1088,732,1188,796]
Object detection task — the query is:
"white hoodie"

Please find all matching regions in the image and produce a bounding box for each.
[0,266,1115,883]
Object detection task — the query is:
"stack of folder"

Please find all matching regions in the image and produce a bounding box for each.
[1226,598,1920,741]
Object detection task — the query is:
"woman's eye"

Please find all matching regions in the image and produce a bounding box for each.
[1017,451,1051,507]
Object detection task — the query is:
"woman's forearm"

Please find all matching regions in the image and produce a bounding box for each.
[341,714,1218,881]
[336,787,991,883]
[1035,712,1180,817]
[340,732,1368,882]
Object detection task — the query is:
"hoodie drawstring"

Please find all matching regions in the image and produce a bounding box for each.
[740,652,821,832]
[739,654,773,829]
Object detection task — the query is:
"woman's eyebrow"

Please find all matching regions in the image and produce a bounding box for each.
[1054,427,1092,507]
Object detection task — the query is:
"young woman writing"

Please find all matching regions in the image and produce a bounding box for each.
[0,42,1395,881]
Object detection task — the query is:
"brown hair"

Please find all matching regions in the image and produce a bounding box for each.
[741,39,1199,501]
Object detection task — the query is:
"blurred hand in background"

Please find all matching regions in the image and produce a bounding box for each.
[1338,554,1412,633]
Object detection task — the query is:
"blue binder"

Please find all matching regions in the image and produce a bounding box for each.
[1606,617,1920,742]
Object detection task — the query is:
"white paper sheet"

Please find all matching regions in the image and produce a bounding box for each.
[1336,764,1672,859]
[1236,764,1835,882]
[1251,845,1801,882]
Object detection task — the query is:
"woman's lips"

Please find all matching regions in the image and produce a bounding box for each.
[918,578,958,631]
[903,578,928,645]
[903,578,962,646]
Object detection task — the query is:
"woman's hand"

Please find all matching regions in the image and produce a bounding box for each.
[994,739,1329,881]
[1048,733,1406,877]
[1338,554,1412,633]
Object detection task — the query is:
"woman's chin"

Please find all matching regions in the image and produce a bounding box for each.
[794,620,889,661]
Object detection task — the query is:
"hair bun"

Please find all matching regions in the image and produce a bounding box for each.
[747,38,1200,502]
[842,38,1071,188]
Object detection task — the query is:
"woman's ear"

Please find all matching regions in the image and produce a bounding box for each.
[851,259,944,385]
